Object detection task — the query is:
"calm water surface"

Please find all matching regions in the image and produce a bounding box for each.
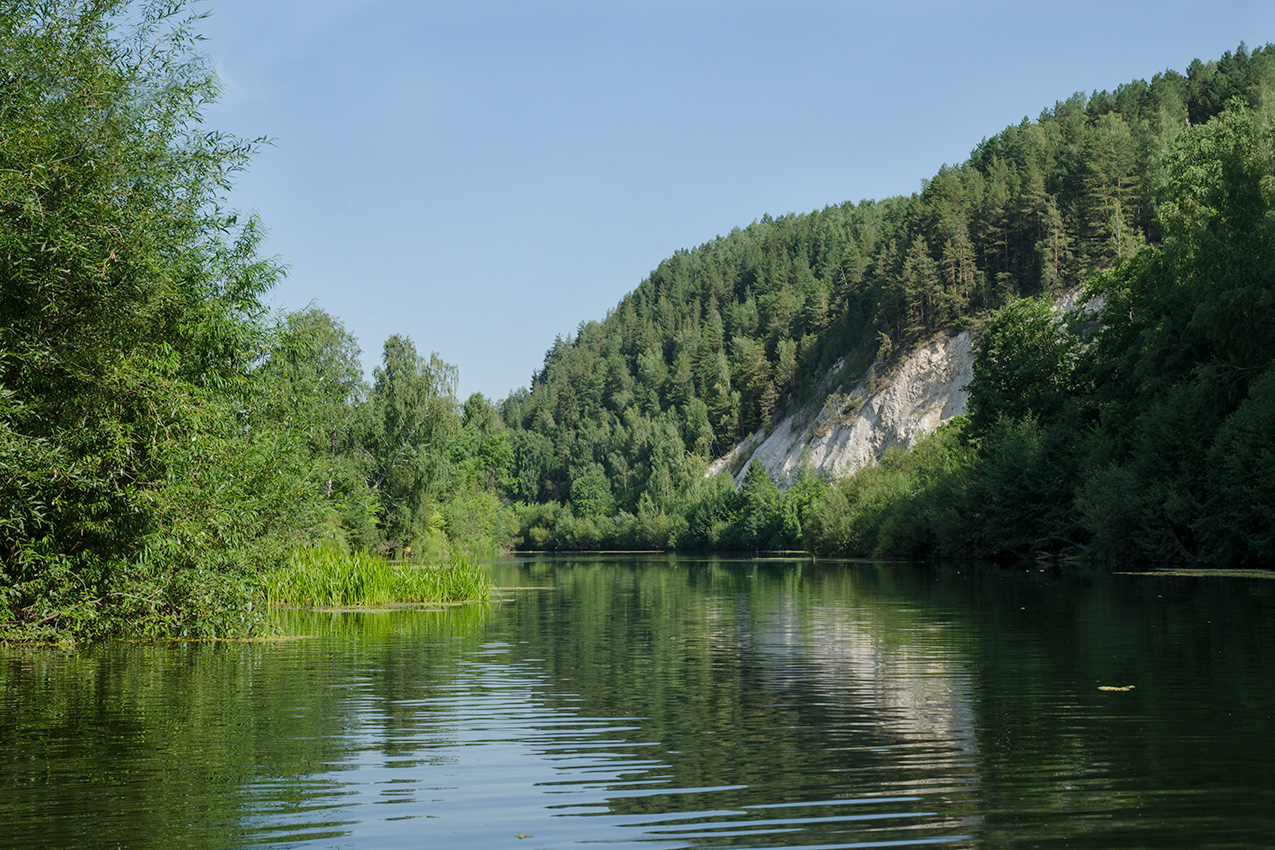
[3,556,1274,849]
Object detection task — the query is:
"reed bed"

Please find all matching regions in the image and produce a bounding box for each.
[264,548,490,607]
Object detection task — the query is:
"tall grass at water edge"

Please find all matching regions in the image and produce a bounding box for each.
[264,548,490,607]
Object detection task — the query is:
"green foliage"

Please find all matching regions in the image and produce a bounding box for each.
[264,546,489,607]
[364,336,460,551]
[683,472,741,548]
[800,422,975,559]
[261,307,380,548]
[0,1,320,639]
[965,298,1083,439]
[1067,104,1275,564]
[737,462,782,549]
[439,484,517,558]
[933,102,1275,566]
[571,469,616,518]
[0,3,517,640]
[968,416,1084,558]
[1197,365,1275,562]
[514,501,564,550]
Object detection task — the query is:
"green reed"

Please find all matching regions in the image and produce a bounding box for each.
[264,547,490,607]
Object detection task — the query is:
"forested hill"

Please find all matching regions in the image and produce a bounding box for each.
[500,44,1273,521]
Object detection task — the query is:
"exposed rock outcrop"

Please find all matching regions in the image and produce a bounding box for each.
[708,330,975,488]
[709,288,1099,488]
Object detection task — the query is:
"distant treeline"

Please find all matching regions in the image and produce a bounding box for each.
[3,2,1271,642]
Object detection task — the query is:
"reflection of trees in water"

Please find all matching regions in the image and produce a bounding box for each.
[750,590,980,761]
[0,608,486,849]
[1,640,344,849]
[11,561,1275,849]
[502,556,981,843]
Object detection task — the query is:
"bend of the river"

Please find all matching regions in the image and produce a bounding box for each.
[3,555,1273,849]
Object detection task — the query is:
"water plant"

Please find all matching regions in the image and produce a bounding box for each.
[264,547,490,608]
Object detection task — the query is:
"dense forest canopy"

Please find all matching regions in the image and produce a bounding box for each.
[2,1,1272,642]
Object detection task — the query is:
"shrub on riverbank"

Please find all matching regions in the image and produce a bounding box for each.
[0,3,326,642]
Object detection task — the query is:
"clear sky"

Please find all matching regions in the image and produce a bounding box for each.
[196,0,1275,401]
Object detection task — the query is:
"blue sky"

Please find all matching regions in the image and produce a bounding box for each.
[197,0,1275,401]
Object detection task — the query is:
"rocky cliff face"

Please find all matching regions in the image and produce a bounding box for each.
[708,330,975,488]
[709,290,1096,488]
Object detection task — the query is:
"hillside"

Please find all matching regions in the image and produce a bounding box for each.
[714,288,1101,488]
[502,44,1275,565]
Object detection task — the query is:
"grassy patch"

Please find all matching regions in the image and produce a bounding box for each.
[1115,569,1275,580]
[264,547,490,608]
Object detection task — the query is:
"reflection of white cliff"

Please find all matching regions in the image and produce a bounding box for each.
[750,596,980,759]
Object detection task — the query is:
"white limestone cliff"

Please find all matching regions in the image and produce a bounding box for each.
[708,289,1097,488]
[707,329,975,488]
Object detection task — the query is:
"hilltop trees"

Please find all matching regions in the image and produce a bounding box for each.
[1075,104,1275,564]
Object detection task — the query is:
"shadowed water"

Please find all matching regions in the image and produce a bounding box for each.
[3,556,1274,849]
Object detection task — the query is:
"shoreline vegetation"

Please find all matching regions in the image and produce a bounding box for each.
[264,548,491,609]
[3,3,1273,643]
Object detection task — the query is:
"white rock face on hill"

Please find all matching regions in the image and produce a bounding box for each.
[707,330,975,488]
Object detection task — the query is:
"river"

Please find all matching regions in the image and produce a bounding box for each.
[3,555,1273,849]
